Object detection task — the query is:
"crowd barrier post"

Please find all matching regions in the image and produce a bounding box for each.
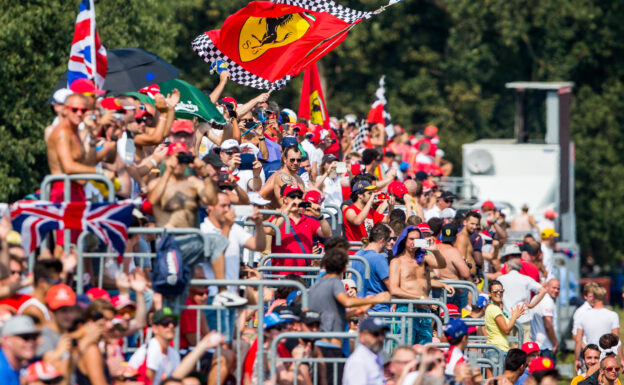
[368,310,444,345]
[261,253,372,279]
[439,279,479,305]
[259,210,291,233]
[319,208,338,232]
[432,342,503,376]
[234,220,282,246]
[390,299,449,346]
[256,265,364,292]
[323,203,343,227]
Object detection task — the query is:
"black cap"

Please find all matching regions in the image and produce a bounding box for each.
[274,306,301,322]
[301,310,321,325]
[440,191,455,200]
[359,317,389,333]
[441,223,458,243]
[202,152,225,169]
[415,171,429,181]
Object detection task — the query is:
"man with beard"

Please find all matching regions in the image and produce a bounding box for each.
[456,210,483,277]
[343,317,389,385]
[258,145,306,208]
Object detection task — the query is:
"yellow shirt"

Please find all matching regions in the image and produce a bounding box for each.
[571,374,622,385]
[485,304,509,352]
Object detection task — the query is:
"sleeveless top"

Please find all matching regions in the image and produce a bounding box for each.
[17,297,51,321]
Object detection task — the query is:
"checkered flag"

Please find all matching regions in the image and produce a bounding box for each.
[352,122,370,152]
[277,0,374,23]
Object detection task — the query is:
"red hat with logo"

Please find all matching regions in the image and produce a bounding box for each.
[221,96,238,110]
[100,97,123,111]
[304,190,323,205]
[416,223,433,236]
[86,287,111,301]
[171,119,194,134]
[521,342,541,355]
[388,181,408,197]
[440,304,460,318]
[283,185,303,197]
[25,361,63,383]
[139,84,161,98]
[46,284,77,310]
[70,78,105,95]
[481,200,496,210]
[528,357,555,373]
[167,142,190,156]
[111,295,136,310]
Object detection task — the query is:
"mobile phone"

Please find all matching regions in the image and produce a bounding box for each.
[413,239,429,248]
[336,162,347,174]
[233,205,254,217]
[112,113,124,121]
[218,169,229,182]
[177,154,195,164]
[239,153,255,171]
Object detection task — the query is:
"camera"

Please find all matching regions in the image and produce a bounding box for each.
[218,170,230,182]
[177,154,195,164]
[299,201,312,209]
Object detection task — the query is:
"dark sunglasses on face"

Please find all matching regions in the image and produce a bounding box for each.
[289,158,302,163]
[116,376,139,382]
[18,333,39,341]
[287,193,303,199]
[42,378,63,385]
[67,106,88,114]
[10,270,21,275]
[603,366,621,372]
[388,237,397,242]
[224,150,239,155]
[271,324,285,331]
[491,289,504,294]
[444,199,454,204]
[158,319,178,327]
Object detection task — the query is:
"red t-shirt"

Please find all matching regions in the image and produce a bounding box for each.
[243,339,291,383]
[343,204,385,243]
[271,215,320,274]
[501,260,540,282]
[0,294,30,313]
[179,296,200,349]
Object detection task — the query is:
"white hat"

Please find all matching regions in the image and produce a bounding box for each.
[52,88,73,105]
[248,192,271,206]
[240,142,260,157]
[501,244,522,257]
[440,208,456,219]
[220,139,240,151]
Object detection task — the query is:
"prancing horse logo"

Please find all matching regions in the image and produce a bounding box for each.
[239,12,314,63]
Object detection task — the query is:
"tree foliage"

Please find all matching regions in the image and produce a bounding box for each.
[2,0,624,262]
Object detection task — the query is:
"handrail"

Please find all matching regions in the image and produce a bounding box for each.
[323,203,343,226]
[320,208,337,231]
[188,279,308,308]
[461,317,524,345]
[390,299,450,324]
[431,342,504,376]
[259,210,291,233]
[257,265,364,292]
[76,227,211,294]
[260,253,371,279]
[235,220,281,246]
[440,279,479,305]
[369,311,444,339]
[40,173,115,203]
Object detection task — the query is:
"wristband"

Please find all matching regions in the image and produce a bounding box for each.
[149,158,158,167]
[258,136,265,140]
[159,116,167,121]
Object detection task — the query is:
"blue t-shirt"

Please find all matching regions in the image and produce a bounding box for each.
[0,349,20,385]
[353,249,390,312]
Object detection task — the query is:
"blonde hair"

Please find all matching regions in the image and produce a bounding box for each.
[592,285,607,302]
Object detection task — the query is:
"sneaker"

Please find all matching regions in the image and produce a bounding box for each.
[213,291,248,308]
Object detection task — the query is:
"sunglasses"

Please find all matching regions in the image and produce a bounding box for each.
[287,193,303,199]
[116,376,139,382]
[10,270,21,276]
[270,324,285,331]
[444,199,454,204]
[42,378,63,385]
[289,158,302,163]
[135,116,152,124]
[224,150,239,155]
[491,289,505,294]
[18,333,39,341]
[118,308,135,318]
[371,331,386,338]
[604,366,621,372]
[158,319,178,327]
[67,106,88,114]
[388,237,397,242]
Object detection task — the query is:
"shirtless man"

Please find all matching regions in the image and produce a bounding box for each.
[258,145,305,208]
[147,142,232,303]
[19,259,63,324]
[388,225,446,344]
[455,211,482,277]
[437,223,470,309]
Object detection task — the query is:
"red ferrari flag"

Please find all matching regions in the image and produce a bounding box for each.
[192,0,378,90]
[298,62,330,130]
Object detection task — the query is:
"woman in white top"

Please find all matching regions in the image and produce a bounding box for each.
[315,154,344,208]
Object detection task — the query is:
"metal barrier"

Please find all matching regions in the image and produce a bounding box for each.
[184,279,308,385]
[234,220,282,246]
[436,176,480,201]
[440,279,479,305]
[432,342,504,376]
[461,317,524,345]
[369,310,443,346]
[257,265,364,292]
[323,203,343,227]
[75,227,212,294]
[259,209,291,233]
[320,208,338,232]
[260,253,372,279]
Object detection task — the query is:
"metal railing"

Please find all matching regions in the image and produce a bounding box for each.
[440,279,479,305]
[369,310,443,346]
[234,220,282,245]
[259,253,372,280]
[257,265,364,292]
[432,342,504,376]
[461,317,524,345]
[259,210,291,233]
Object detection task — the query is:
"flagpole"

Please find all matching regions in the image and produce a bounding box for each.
[90,0,97,86]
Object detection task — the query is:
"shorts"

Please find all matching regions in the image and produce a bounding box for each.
[395,305,433,345]
[205,296,237,344]
[50,181,86,246]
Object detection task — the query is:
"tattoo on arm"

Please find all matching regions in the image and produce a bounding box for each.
[279,173,294,185]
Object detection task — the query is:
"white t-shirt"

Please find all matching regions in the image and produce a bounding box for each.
[499,270,543,324]
[301,140,323,174]
[424,206,442,221]
[128,337,180,385]
[416,152,433,164]
[322,176,342,208]
[577,307,620,345]
[200,220,252,296]
[236,168,265,192]
[541,243,555,280]
[531,294,557,350]
[572,301,592,338]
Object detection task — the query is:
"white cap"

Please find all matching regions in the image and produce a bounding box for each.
[221,139,240,151]
[440,208,456,219]
[52,88,73,105]
[240,142,260,157]
[248,192,271,206]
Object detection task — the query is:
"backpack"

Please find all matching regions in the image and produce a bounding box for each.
[152,231,191,296]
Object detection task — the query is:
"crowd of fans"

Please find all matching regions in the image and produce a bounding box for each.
[0,71,615,385]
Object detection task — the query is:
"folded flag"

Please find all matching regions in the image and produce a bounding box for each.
[192,0,377,90]
[298,62,330,130]
[67,0,107,89]
[366,75,394,138]
[11,201,134,257]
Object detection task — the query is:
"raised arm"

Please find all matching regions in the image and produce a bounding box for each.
[209,71,230,104]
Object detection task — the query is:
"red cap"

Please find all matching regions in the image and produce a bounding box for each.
[70,78,105,95]
[304,190,323,205]
[424,125,438,137]
[86,287,111,301]
[440,304,460,317]
[111,295,136,310]
[528,357,555,373]
[141,200,153,216]
[139,84,160,98]
[100,97,123,110]
[46,284,76,310]
[521,342,540,355]
[221,96,238,110]
[283,185,303,197]
[135,109,151,119]
[167,142,190,156]
[171,119,194,134]
[388,181,408,197]
[351,163,362,176]
[26,361,63,382]
[416,223,433,235]
[292,123,308,135]
[481,200,496,210]
[422,179,437,192]
[544,209,558,219]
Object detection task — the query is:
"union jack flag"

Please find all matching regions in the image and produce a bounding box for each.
[10,201,133,257]
[67,0,107,89]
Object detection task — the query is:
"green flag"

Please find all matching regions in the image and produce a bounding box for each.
[157,79,226,124]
